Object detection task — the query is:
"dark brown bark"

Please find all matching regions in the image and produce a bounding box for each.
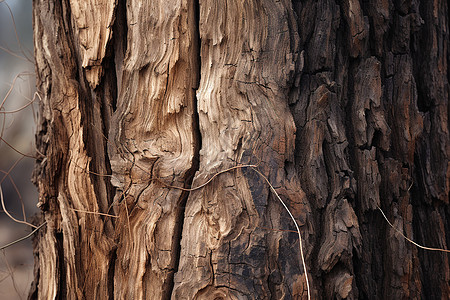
[31,0,448,299]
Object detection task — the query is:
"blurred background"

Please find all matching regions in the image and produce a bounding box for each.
[0,1,39,299]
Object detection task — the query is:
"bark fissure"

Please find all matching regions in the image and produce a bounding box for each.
[112,0,127,111]
[55,232,66,300]
[107,248,116,300]
[168,0,203,284]
[168,1,203,297]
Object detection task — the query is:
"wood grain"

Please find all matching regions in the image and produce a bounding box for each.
[172,1,312,298]
[108,0,199,298]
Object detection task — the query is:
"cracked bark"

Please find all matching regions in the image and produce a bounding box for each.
[31,0,448,299]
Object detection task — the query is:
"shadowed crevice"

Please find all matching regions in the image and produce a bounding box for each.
[107,248,117,300]
[166,0,202,298]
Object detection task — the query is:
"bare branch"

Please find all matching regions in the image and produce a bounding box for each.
[0,222,47,251]
[377,206,450,253]
[0,185,37,228]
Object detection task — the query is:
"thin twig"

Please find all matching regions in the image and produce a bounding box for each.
[0,185,37,229]
[0,273,10,284]
[154,164,259,192]
[377,206,450,253]
[0,45,29,62]
[0,1,33,62]
[0,156,23,186]
[0,136,37,159]
[0,170,27,222]
[0,72,34,110]
[259,227,299,234]
[0,91,38,114]
[1,252,23,299]
[0,72,20,110]
[72,208,118,218]
[251,167,311,300]
[0,222,47,251]
[68,150,112,178]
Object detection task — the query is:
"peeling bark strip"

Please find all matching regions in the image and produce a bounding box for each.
[69,0,115,88]
[31,0,449,299]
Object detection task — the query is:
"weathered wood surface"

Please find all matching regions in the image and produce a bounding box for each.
[172,1,311,298]
[109,0,199,298]
[292,1,449,298]
[31,0,449,299]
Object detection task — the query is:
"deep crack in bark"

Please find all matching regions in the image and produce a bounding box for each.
[167,0,202,297]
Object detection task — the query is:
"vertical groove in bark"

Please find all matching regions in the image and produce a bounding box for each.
[165,1,202,296]
[32,0,117,298]
[173,0,313,298]
[108,0,200,298]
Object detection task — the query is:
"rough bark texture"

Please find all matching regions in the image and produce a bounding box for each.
[31,0,449,299]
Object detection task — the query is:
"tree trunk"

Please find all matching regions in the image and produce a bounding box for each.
[31,0,449,299]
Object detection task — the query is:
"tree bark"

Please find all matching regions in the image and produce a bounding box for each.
[31,0,449,299]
